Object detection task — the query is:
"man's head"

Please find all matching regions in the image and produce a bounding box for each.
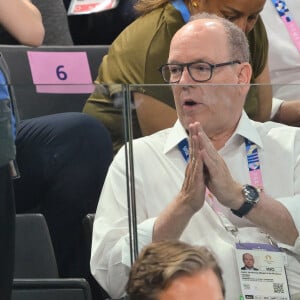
[161,13,252,136]
[126,240,225,300]
[243,253,255,269]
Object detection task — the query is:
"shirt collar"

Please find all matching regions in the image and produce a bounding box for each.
[164,119,188,155]
[234,111,263,149]
[163,110,264,155]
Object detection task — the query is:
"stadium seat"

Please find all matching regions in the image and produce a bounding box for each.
[82,214,109,300]
[12,278,92,300]
[13,214,93,300]
[0,45,109,119]
[14,214,58,278]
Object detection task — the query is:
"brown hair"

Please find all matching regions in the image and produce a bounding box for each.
[126,240,225,300]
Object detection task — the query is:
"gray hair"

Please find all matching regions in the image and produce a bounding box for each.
[190,12,250,63]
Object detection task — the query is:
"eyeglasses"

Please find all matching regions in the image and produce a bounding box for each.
[159,60,241,83]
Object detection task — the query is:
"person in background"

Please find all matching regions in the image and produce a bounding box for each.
[0,0,44,298]
[0,0,44,46]
[261,0,300,126]
[63,0,137,45]
[0,0,113,279]
[126,240,225,300]
[0,0,73,45]
[32,0,73,45]
[90,13,300,299]
[83,0,272,154]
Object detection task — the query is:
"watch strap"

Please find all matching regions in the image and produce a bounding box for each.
[231,201,254,218]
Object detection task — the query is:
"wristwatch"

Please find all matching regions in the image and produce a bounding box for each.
[231,184,260,218]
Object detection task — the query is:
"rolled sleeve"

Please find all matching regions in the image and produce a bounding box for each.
[122,217,157,267]
[271,97,284,119]
[276,195,300,254]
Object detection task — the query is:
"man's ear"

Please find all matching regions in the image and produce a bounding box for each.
[237,62,252,84]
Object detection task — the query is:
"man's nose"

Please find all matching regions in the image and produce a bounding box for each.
[178,66,194,83]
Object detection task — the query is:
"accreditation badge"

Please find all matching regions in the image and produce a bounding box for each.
[67,0,119,15]
[235,243,290,300]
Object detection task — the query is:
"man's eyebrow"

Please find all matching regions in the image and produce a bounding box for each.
[167,58,211,64]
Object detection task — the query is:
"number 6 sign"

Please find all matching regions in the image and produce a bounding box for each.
[27,51,94,94]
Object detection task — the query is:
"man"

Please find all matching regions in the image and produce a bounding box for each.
[91,13,300,299]
[241,253,258,271]
[126,240,225,300]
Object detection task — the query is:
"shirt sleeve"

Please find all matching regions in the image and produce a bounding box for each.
[90,148,155,298]
[275,131,300,254]
[270,97,284,119]
[276,195,300,254]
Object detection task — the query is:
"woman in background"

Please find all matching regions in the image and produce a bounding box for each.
[83,0,272,154]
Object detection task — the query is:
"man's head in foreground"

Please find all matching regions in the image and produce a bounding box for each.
[126,240,225,300]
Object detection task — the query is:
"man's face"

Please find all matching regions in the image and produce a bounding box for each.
[243,253,255,268]
[169,20,247,136]
[199,0,266,34]
[157,269,224,300]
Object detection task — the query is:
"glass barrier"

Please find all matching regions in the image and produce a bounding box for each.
[5,82,300,253]
[123,83,300,261]
[4,81,300,298]
[120,83,300,300]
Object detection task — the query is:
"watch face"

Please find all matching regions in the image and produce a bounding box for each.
[243,185,259,202]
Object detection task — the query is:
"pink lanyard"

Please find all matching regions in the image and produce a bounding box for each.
[178,138,264,189]
[178,137,264,233]
[245,138,264,190]
[271,0,300,53]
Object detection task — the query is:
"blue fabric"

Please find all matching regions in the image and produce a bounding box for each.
[171,0,191,23]
[0,69,16,167]
[0,70,9,99]
[0,70,16,139]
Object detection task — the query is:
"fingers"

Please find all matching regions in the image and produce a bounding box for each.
[188,122,220,186]
[188,122,202,161]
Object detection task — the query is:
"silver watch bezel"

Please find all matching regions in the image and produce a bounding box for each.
[242,184,260,204]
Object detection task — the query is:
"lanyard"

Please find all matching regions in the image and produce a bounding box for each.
[244,138,263,189]
[171,0,190,23]
[178,137,264,235]
[271,0,300,53]
[178,137,263,187]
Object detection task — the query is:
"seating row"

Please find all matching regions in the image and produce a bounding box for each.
[13,214,93,300]
[0,44,109,120]
[0,45,111,300]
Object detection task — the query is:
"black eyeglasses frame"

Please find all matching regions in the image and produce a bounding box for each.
[159,60,241,83]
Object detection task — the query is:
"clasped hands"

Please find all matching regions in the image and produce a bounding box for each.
[180,122,243,213]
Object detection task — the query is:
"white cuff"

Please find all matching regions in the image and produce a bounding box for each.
[271,97,284,120]
[121,217,157,267]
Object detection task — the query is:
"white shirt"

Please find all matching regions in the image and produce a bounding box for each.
[261,0,300,100]
[91,112,300,299]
